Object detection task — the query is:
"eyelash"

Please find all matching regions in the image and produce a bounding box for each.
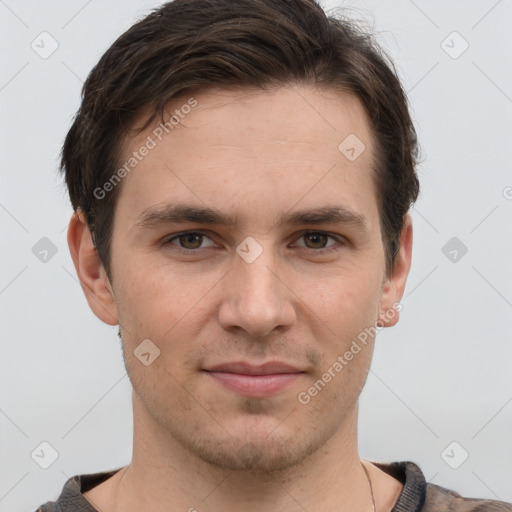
[163,230,345,255]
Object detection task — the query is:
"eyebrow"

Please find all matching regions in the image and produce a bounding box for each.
[135,202,369,231]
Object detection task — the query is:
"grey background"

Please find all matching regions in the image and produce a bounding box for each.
[0,0,511,510]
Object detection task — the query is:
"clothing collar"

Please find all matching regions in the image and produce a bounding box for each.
[52,460,426,511]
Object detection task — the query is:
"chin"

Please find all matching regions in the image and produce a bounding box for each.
[175,420,332,473]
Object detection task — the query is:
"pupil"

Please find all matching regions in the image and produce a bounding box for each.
[307,233,326,248]
[182,233,201,249]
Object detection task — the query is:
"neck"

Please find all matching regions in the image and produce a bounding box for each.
[97,395,377,512]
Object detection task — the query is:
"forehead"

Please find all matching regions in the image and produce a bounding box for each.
[115,84,379,231]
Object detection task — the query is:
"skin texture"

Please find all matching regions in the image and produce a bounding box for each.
[68,84,412,512]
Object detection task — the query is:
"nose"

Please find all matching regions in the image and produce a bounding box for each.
[218,246,296,338]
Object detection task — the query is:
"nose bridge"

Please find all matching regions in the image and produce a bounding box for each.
[239,248,279,296]
[219,238,295,337]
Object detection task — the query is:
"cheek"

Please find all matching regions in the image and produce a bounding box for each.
[114,261,221,364]
[302,268,382,336]
[116,257,207,321]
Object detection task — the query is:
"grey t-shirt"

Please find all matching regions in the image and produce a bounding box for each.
[34,460,512,511]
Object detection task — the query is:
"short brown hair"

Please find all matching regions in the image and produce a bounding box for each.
[61,0,420,279]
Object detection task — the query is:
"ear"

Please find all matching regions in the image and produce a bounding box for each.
[377,213,413,328]
[67,209,119,326]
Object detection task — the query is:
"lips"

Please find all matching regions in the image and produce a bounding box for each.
[205,361,303,375]
[203,361,304,398]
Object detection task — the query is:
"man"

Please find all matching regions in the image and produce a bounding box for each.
[35,0,511,510]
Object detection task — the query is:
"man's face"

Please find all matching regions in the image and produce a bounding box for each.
[100,85,407,472]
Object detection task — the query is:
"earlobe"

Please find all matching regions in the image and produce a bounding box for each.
[377,214,413,328]
[67,209,119,326]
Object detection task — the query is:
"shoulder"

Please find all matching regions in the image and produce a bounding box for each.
[371,460,512,512]
[424,482,512,511]
[32,468,121,512]
[33,503,57,512]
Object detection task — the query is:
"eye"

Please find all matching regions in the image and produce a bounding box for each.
[292,231,344,253]
[163,230,345,256]
[164,231,216,252]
